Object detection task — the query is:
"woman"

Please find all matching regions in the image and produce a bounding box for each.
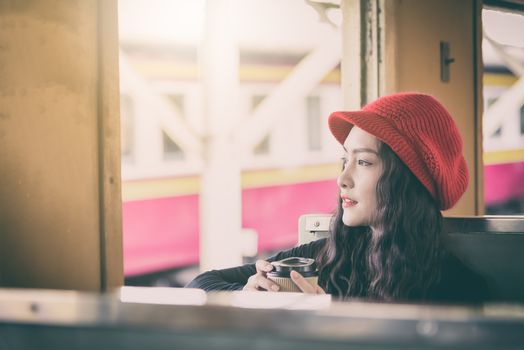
[187,92,489,302]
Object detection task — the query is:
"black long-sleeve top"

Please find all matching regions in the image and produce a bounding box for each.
[186,239,490,303]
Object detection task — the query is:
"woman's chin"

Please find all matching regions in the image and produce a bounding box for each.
[342,215,357,227]
[342,213,367,227]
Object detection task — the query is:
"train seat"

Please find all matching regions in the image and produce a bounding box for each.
[298,214,524,302]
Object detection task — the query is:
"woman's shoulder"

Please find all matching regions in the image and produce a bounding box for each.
[430,251,491,303]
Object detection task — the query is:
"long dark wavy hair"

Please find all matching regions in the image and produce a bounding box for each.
[317,141,444,301]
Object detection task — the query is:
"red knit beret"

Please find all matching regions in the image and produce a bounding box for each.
[328,92,468,210]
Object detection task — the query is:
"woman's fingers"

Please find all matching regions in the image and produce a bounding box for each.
[257,275,280,291]
[243,275,258,291]
[290,271,325,294]
[244,274,280,291]
[255,259,274,273]
[246,262,325,294]
[242,260,280,292]
[290,271,314,293]
[314,285,326,294]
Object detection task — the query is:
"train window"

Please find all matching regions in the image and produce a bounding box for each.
[485,97,502,137]
[253,136,271,155]
[520,105,524,136]
[167,94,185,119]
[163,94,186,160]
[162,131,184,160]
[120,94,135,162]
[482,8,524,215]
[306,95,322,151]
[252,95,271,155]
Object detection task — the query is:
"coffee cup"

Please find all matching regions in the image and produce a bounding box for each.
[267,257,318,292]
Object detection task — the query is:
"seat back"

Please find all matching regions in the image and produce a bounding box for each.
[298,214,332,245]
[298,214,524,302]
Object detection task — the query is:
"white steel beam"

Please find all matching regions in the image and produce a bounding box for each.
[199,0,243,271]
[233,31,341,154]
[483,75,524,143]
[482,35,524,142]
[119,51,203,163]
[485,34,524,77]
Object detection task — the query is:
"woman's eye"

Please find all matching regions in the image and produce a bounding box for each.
[340,157,348,169]
[358,159,372,166]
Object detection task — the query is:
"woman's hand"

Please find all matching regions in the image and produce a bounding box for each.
[243,260,280,292]
[290,270,326,294]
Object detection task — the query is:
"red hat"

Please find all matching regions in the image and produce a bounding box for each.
[328,92,468,210]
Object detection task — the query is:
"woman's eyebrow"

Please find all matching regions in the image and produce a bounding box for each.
[342,146,379,155]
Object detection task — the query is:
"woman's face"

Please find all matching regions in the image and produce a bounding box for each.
[337,126,383,228]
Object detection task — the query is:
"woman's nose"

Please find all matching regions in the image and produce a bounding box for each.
[337,165,354,189]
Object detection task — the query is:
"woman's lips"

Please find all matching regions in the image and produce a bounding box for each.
[341,194,358,208]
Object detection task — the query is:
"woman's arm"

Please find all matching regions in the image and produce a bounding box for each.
[185,264,256,291]
[185,238,326,291]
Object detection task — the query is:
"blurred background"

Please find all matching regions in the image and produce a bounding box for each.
[117,0,524,287]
